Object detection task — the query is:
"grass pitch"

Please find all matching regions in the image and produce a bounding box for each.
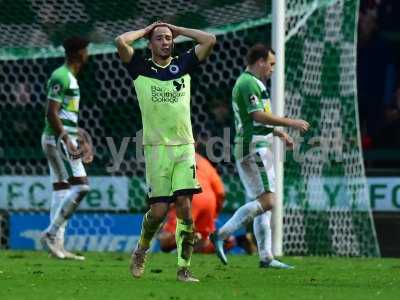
[0,251,399,300]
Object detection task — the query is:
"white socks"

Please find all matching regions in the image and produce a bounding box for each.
[219,200,264,240]
[253,211,273,260]
[47,185,88,236]
[49,189,69,243]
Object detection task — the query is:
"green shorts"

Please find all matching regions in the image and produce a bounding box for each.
[144,144,202,204]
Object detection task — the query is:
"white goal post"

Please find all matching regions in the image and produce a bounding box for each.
[271,0,285,257]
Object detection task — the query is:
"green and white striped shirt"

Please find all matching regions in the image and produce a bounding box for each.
[43,64,80,136]
[232,71,274,158]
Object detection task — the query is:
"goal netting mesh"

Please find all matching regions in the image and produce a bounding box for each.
[0,0,379,256]
[284,0,379,256]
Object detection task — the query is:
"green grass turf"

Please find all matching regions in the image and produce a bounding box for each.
[0,251,399,300]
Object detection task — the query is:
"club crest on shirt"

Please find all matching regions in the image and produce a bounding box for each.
[52,84,61,95]
[249,94,259,105]
[169,64,179,74]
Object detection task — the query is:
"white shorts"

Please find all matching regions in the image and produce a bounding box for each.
[236,135,275,200]
[41,134,87,183]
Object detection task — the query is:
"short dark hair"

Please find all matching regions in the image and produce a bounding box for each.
[63,36,89,57]
[246,43,275,66]
[147,25,173,40]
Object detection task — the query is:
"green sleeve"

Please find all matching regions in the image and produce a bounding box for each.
[238,79,264,114]
[47,75,68,103]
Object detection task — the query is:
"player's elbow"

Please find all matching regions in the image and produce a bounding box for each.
[207,34,217,47]
[114,36,125,46]
[115,35,131,48]
[251,111,264,123]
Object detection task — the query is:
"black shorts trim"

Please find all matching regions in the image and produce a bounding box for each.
[53,182,70,190]
[173,188,202,197]
[147,195,175,205]
[68,177,88,185]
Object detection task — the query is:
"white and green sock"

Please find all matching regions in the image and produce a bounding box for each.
[49,189,69,243]
[46,185,88,236]
[253,211,273,260]
[219,200,264,240]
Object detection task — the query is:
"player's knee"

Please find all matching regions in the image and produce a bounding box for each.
[175,198,192,219]
[70,184,91,203]
[259,191,275,211]
[75,184,91,195]
[69,177,90,196]
[180,201,191,213]
[149,210,167,224]
[149,202,169,222]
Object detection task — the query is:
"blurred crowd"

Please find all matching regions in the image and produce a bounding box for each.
[358,0,400,150]
[205,0,400,167]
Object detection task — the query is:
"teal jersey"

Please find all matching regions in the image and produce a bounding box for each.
[232,71,273,158]
[43,64,80,136]
[124,49,200,145]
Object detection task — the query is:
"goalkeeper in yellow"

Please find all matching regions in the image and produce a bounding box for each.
[115,22,216,282]
[211,44,310,268]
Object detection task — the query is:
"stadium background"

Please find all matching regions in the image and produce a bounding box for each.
[0,0,399,257]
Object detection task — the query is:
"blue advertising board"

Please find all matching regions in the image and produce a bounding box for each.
[9,213,244,253]
[10,213,144,252]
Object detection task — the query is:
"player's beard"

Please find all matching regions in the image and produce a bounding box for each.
[160,54,170,60]
[159,48,172,60]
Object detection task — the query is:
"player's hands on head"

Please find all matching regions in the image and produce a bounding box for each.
[143,21,164,37]
[163,23,181,38]
[144,21,180,39]
[290,119,310,133]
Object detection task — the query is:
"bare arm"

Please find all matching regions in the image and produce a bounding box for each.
[47,101,67,141]
[273,128,294,149]
[251,111,310,133]
[167,25,216,61]
[115,23,160,63]
[115,30,145,63]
